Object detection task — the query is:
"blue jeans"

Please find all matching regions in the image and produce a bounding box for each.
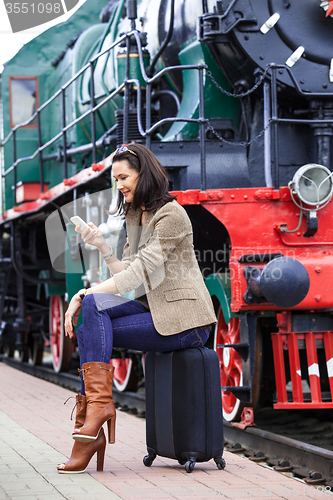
[76,294,210,395]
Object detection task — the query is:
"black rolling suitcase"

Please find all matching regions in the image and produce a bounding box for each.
[143,347,226,473]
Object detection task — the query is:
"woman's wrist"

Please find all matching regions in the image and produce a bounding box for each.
[97,242,112,254]
[100,246,114,260]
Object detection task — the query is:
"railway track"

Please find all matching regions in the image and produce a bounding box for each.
[1,355,333,490]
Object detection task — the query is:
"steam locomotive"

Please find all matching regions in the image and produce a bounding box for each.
[1,0,333,421]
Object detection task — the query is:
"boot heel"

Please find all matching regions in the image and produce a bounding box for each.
[107,414,116,444]
[96,443,106,471]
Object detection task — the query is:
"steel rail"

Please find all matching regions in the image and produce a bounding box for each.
[224,421,333,488]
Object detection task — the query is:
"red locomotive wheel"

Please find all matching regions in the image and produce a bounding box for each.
[49,296,72,373]
[110,357,140,392]
[214,308,244,421]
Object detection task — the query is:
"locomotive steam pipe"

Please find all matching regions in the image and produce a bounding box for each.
[147,0,175,77]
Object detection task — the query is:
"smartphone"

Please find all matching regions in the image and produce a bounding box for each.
[70,216,89,230]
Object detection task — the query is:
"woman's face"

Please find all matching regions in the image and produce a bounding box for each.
[112,159,139,204]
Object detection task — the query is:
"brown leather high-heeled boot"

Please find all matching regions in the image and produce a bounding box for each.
[72,362,116,444]
[57,393,106,474]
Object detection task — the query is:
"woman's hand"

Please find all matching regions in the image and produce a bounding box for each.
[74,222,106,250]
[64,292,84,338]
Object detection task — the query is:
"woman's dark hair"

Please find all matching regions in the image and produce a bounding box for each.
[111,143,176,215]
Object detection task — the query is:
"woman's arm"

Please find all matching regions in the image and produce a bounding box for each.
[75,221,126,274]
[85,277,119,295]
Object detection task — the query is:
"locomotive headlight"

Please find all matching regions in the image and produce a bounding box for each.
[282,164,333,236]
[290,164,333,208]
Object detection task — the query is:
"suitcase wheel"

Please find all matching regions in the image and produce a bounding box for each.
[214,456,226,470]
[143,452,156,467]
[178,460,186,466]
[185,459,196,473]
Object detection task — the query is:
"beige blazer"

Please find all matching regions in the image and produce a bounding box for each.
[112,200,217,335]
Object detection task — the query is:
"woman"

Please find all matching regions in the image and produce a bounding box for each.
[57,143,217,473]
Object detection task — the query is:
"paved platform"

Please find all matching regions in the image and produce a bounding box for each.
[0,362,329,500]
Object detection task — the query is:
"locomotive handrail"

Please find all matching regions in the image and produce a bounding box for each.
[144,64,207,84]
[127,72,208,137]
[0,113,38,145]
[271,118,333,125]
[131,79,208,137]
[267,63,333,188]
[207,61,333,189]
[0,30,201,152]
[3,63,204,175]
[2,52,208,177]
[129,31,207,86]
[0,33,128,148]
[1,87,66,146]
[3,83,126,176]
[2,41,333,148]
[268,63,333,98]
[3,61,206,174]
[79,30,149,106]
[1,26,210,205]
[76,28,202,104]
